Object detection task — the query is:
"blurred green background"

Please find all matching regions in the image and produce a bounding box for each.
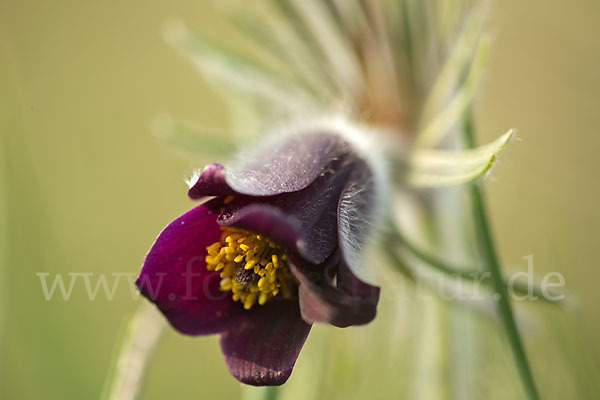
[2,1,599,399]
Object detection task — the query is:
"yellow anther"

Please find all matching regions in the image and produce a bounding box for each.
[205,227,296,310]
[243,293,257,310]
[223,263,236,275]
[220,278,232,291]
[257,277,268,290]
[224,195,235,205]
[258,293,269,305]
[239,244,250,252]
[205,254,222,265]
[225,234,241,243]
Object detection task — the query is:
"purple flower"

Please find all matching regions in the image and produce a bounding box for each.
[136,130,381,386]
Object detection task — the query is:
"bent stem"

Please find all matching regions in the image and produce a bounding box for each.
[463,114,540,400]
[101,303,165,400]
[387,228,563,305]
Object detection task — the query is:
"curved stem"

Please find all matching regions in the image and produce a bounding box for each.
[386,228,563,305]
[101,303,165,400]
[463,115,540,400]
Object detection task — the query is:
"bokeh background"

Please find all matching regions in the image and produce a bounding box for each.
[2,0,599,399]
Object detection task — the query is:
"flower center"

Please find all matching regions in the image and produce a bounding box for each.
[205,227,295,310]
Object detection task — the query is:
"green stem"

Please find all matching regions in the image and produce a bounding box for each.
[263,387,279,400]
[387,229,563,305]
[463,115,540,400]
[241,386,279,400]
[381,239,418,282]
[101,304,165,400]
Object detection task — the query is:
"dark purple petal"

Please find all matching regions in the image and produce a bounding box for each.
[219,300,311,386]
[217,203,309,260]
[189,132,351,198]
[136,204,244,335]
[188,163,236,199]
[288,252,380,328]
[219,156,355,265]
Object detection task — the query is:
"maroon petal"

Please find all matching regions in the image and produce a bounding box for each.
[136,204,244,335]
[189,132,351,199]
[188,163,236,199]
[289,252,380,328]
[217,203,311,261]
[219,300,311,386]
[218,156,355,265]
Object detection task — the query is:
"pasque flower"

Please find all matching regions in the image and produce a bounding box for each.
[136,125,384,385]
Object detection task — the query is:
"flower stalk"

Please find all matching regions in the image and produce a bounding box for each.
[263,387,278,400]
[386,227,563,305]
[102,303,165,400]
[241,386,279,400]
[463,114,540,400]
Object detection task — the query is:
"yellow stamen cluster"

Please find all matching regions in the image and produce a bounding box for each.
[205,227,295,310]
